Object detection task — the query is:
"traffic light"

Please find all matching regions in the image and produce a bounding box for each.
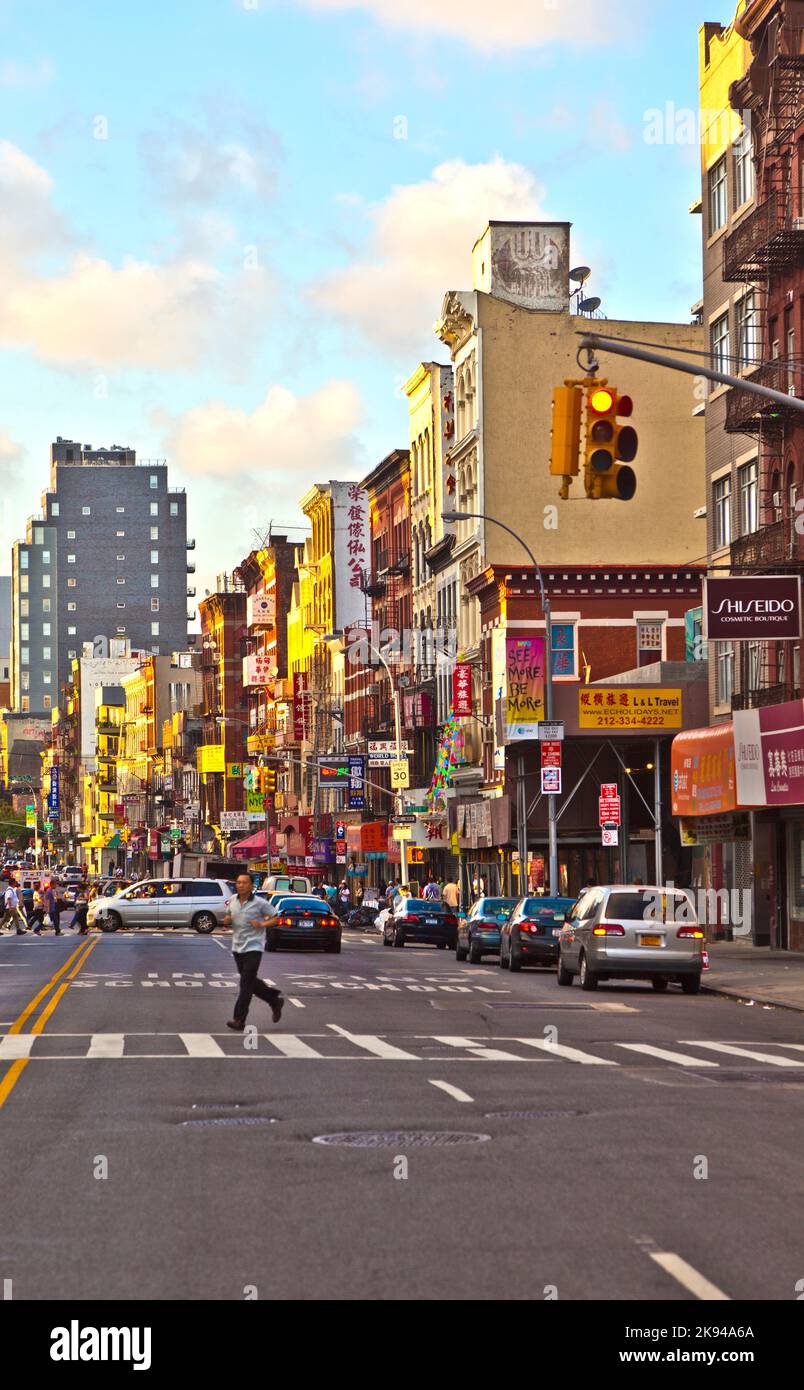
[260,766,277,795]
[549,384,583,498]
[584,386,638,500]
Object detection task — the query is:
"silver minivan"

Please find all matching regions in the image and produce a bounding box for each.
[88,878,233,934]
[557,885,704,994]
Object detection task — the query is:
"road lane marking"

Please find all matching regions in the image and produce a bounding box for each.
[326,1024,419,1059]
[0,1035,35,1059]
[265,1035,323,1058]
[682,1041,804,1067]
[0,936,99,1110]
[288,997,305,1008]
[87,1034,125,1058]
[7,938,94,1035]
[432,1035,525,1061]
[429,1080,474,1103]
[30,939,100,1034]
[514,1038,617,1065]
[649,1252,730,1301]
[179,1033,225,1057]
[616,1044,719,1068]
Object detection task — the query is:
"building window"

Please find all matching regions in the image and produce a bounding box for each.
[68,601,76,611]
[67,554,76,564]
[150,502,158,517]
[117,530,125,538]
[711,311,730,374]
[116,602,126,609]
[42,623,50,636]
[20,600,28,617]
[116,577,125,585]
[738,459,758,536]
[709,155,728,233]
[151,575,159,589]
[715,641,734,705]
[116,554,125,562]
[20,552,28,570]
[42,646,50,661]
[150,526,159,540]
[67,578,76,588]
[43,695,51,710]
[33,527,43,545]
[116,506,125,514]
[151,621,160,636]
[20,624,28,640]
[736,291,760,366]
[637,621,663,667]
[20,648,28,664]
[51,503,58,517]
[67,530,76,539]
[116,626,126,634]
[42,574,50,589]
[20,575,28,593]
[149,475,158,489]
[150,550,159,565]
[82,506,91,515]
[42,671,51,685]
[41,598,50,613]
[67,649,76,659]
[41,550,50,565]
[170,501,179,517]
[747,640,763,692]
[68,626,76,635]
[20,672,29,690]
[20,697,29,712]
[734,126,754,208]
[151,598,159,612]
[713,475,732,549]
[551,622,576,677]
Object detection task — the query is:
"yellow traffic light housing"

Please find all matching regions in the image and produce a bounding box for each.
[583,386,638,500]
[549,384,583,499]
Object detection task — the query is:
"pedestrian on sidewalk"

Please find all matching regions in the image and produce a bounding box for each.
[442,876,460,911]
[30,886,46,934]
[422,873,441,902]
[70,884,90,934]
[43,881,61,935]
[0,881,27,934]
[224,871,284,1033]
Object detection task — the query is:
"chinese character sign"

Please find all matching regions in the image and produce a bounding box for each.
[452,663,473,717]
[332,481,370,633]
[579,688,682,730]
[293,672,309,741]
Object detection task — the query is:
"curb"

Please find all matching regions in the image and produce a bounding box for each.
[701,980,804,1016]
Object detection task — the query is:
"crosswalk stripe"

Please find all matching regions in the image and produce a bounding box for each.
[682,1041,804,1067]
[615,1043,719,1068]
[264,1034,322,1058]
[87,1034,125,1058]
[514,1038,617,1065]
[432,1035,525,1062]
[0,1035,35,1059]
[326,1025,418,1059]
[179,1033,225,1057]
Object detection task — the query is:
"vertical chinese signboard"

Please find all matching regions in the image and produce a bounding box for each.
[332,481,371,633]
[348,755,365,810]
[293,672,309,741]
[452,663,473,717]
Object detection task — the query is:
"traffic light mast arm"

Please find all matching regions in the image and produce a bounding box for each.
[578,332,804,415]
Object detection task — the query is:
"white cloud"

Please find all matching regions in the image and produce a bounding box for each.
[142,119,280,207]
[0,142,273,370]
[0,57,54,89]
[294,0,629,51]
[313,157,547,353]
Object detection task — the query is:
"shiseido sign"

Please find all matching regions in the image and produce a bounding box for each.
[704,576,802,640]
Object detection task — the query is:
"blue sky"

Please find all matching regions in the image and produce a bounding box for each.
[0,0,721,591]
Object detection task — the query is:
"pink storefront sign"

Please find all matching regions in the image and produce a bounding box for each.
[734,699,804,807]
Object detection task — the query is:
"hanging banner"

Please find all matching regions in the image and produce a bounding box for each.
[348,755,365,809]
[452,663,473,717]
[293,672,309,741]
[332,481,371,631]
[505,636,546,741]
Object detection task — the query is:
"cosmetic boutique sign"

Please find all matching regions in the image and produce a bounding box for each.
[704,576,802,641]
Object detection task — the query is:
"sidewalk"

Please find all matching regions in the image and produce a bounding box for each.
[703,939,804,1013]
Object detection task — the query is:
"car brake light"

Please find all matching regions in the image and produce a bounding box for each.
[444,914,458,927]
[676,926,704,939]
[593,924,626,936]
[279,915,293,926]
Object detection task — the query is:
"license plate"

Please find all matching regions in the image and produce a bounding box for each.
[425,917,438,925]
[640,934,662,947]
[552,928,561,937]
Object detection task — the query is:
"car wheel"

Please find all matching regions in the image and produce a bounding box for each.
[192,912,217,935]
[99,910,121,934]
[393,929,405,948]
[468,941,482,964]
[681,974,701,995]
[556,955,573,987]
[579,952,599,991]
[509,939,522,973]
[455,938,468,962]
[327,941,342,954]
[651,977,669,992]
[499,938,509,969]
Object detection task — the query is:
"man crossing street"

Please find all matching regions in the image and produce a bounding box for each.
[224,871,284,1032]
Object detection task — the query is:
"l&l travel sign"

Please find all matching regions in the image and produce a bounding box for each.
[579,688,682,730]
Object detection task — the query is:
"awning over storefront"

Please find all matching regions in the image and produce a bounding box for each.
[346,821,388,854]
[230,828,274,860]
[670,723,737,816]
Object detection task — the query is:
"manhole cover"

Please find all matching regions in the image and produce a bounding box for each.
[182,1117,279,1128]
[484,1109,586,1119]
[312,1130,491,1148]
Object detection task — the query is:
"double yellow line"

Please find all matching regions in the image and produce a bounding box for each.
[0,935,100,1109]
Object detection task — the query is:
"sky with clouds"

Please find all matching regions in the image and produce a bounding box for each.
[0,0,716,597]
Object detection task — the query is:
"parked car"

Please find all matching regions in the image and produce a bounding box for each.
[556,885,703,993]
[500,896,576,971]
[263,894,341,953]
[456,896,518,963]
[87,878,233,933]
[382,896,459,949]
[261,873,312,895]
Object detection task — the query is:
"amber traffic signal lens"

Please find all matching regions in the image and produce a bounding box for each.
[589,388,614,413]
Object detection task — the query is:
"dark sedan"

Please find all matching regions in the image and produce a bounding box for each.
[382,897,458,949]
[456,896,518,963]
[263,895,342,953]
[500,896,576,972]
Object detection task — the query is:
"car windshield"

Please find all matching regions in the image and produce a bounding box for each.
[475,899,517,915]
[402,900,447,915]
[524,897,574,919]
[276,897,329,912]
[606,890,694,923]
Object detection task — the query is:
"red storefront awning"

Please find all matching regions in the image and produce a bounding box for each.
[670,724,737,816]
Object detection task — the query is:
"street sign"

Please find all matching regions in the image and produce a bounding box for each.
[599,783,621,826]
[389,758,410,789]
[602,826,619,847]
[540,739,562,795]
[541,767,562,794]
[391,814,416,825]
[392,825,412,841]
[335,820,346,841]
[220,811,249,832]
[25,806,36,828]
[538,721,564,742]
[348,756,365,810]
[227,763,244,779]
[368,739,411,766]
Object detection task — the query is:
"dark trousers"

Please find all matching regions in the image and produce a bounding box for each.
[233,950,281,1023]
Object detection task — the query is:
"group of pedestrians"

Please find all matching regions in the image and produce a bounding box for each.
[0,879,90,935]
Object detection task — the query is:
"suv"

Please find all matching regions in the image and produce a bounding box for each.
[557,885,703,994]
[88,878,233,933]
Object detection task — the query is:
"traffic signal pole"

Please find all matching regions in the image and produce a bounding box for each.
[578,332,804,415]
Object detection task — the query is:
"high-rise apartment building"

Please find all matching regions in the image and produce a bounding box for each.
[10,438,193,713]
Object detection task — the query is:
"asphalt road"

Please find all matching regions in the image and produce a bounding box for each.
[1,923,802,1301]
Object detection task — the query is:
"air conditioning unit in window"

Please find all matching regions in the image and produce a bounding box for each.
[773,491,782,510]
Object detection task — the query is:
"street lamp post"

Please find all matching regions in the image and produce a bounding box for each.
[442,510,559,898]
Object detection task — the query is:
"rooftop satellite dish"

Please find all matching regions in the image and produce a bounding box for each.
[569,266,592,285]
[579,296,601,314]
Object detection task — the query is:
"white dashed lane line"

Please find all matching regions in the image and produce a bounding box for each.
[429,1080,474,1103]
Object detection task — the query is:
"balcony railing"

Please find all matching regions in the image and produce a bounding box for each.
[730,519,797,569]
[731,682,799,711]
[723,191,804,282]
[724,360,804,434]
